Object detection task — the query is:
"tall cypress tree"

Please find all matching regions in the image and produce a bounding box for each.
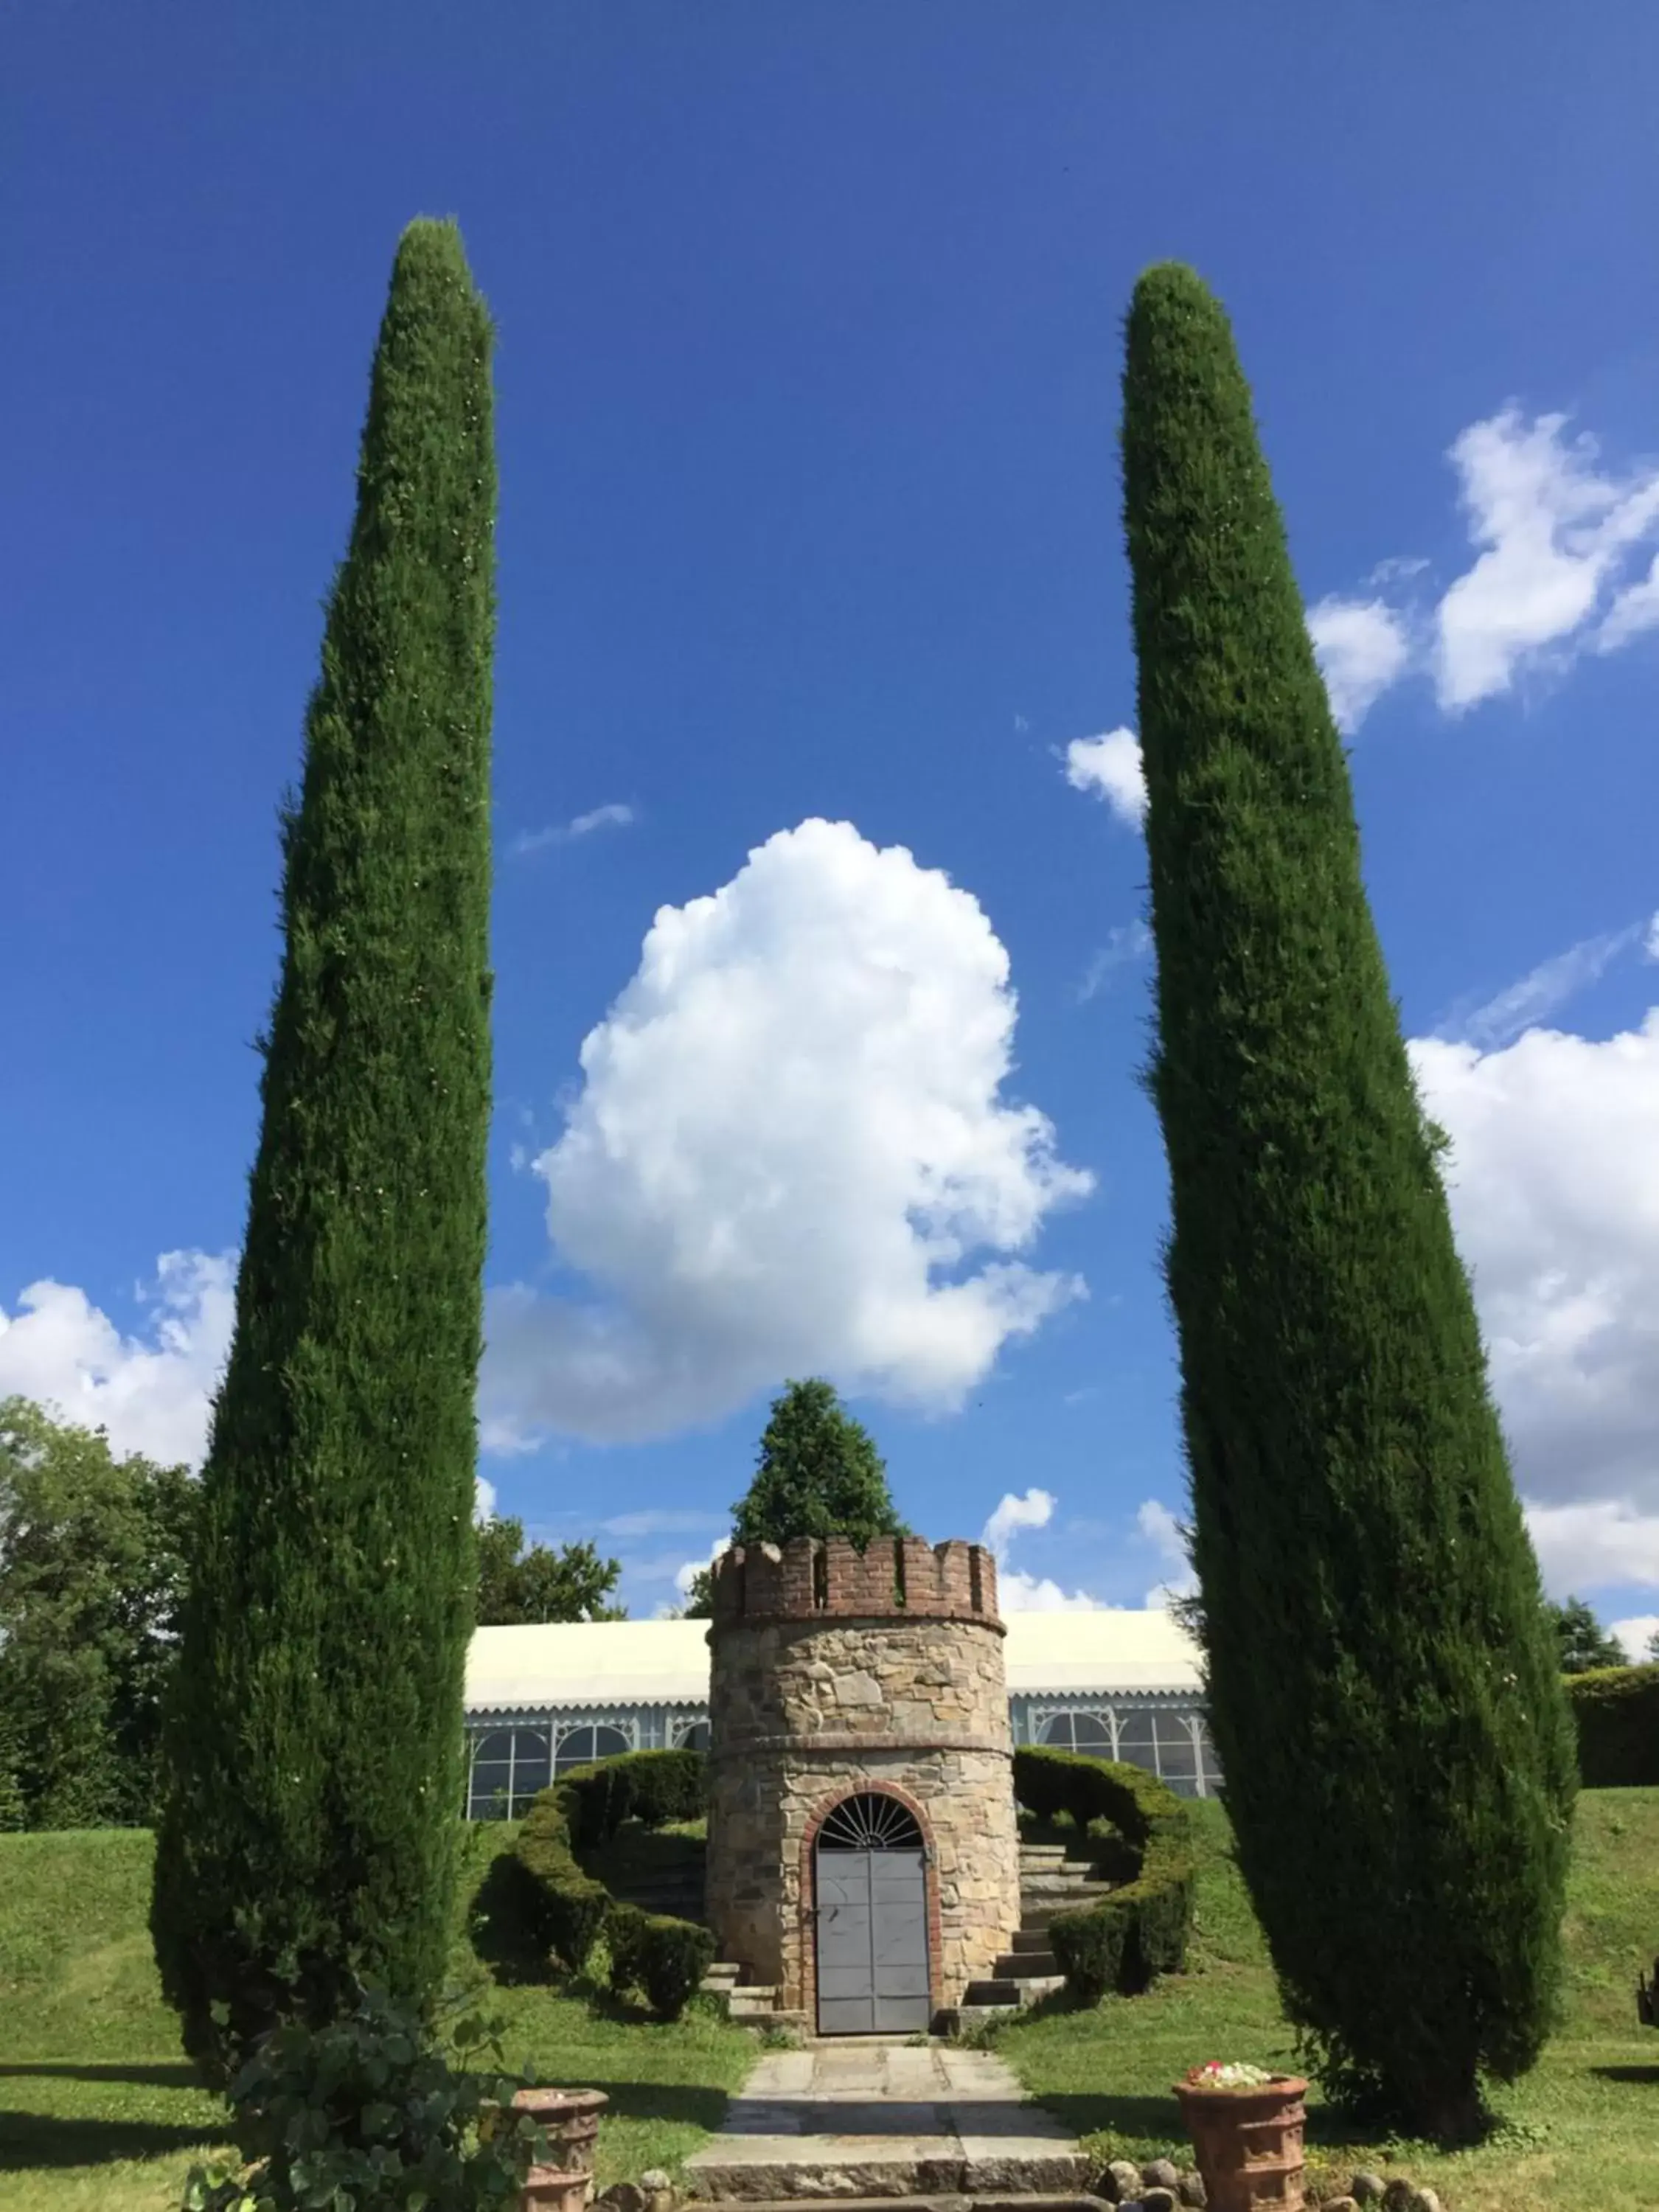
[1121,264,1574,2138]
[152,220,495,2078]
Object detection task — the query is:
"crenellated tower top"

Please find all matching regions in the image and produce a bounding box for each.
[707,1534,1002,1632]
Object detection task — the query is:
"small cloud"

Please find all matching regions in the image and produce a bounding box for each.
[1001,1568,1105,1612]
[981,1486,1055,1559]
[601,1509,725,1539]
[1077,922,1151,1004]
[1610,1613,1659,1663]
[1063,729,1147,829]
[1012,714,1031,734]
[673,1534,732,1599]
[1644,914,1659,963]
[1598,552,1659,654]
[512,802,636,859]
[1137,1497,1198,1610]
[475,1475,498,1523]
[1062,1385,1099,1406]
[1307,595,1413,732]
[1438,924,1644,1051]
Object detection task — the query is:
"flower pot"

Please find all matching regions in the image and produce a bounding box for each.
[521,2168,592,2212]
[1173,2073,1307,2212]
[512,2087,610,2177]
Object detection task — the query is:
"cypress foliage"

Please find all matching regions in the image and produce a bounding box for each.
[152,220,495,2079]
[1121,263,1575,2138]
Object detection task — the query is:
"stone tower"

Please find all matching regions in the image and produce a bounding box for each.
[703,1534,1020,2031]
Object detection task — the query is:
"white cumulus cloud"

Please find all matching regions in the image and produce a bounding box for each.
[0,1251,234,1467]
[978,1486,1102,1611]
[1307,596,1413,732]
[1063,730,1147,829]
[1411,1010,1659,1588]
[1610,1613,1659,1663]
[483,819,1093,1446]
[1433,410,1659,710]
[1292,408,1659,726]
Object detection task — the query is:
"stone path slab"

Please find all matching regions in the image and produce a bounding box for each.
[683,2042,1090,2200]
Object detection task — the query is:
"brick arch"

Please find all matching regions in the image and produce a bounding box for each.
[796,1779,945,2025]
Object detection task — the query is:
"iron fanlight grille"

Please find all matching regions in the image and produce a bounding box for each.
[816,1791,924,1852]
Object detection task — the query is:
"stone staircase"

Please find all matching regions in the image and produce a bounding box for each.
[942,1838,1113,2031]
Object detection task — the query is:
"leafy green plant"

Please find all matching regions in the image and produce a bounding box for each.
[178,1986,546,2212]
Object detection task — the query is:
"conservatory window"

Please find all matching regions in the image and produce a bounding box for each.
[554,1721,633,1773]
[466,1728,552,1820]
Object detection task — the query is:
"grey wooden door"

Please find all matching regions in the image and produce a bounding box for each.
[814,1795,931,2034]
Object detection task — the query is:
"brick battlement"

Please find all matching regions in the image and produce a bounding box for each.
[709,1535,1001,1630]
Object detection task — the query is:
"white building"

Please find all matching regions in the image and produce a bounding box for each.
[463,1609,1220,1818]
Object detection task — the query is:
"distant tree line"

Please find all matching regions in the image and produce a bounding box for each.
[0,1395,623,1832]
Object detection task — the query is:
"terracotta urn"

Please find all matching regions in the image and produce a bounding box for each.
[1172,2073,1307,2212]
[512,2087,610,2212]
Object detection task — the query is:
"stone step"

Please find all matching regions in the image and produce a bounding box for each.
[1018,1869,1107,1896]
[994,1948,1057,1979]
[936,2000,1022,2038]
[726,1986,781,2017]
[1007,1928,1059,1955]
[963,1978,1024,2006]
[1018,1893,1113,1930]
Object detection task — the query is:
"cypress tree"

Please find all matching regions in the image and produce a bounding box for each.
[152,220,495,2078]
[1121,263,1575,2138]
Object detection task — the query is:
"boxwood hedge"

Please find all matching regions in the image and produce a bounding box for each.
[1013,1744,1195,2001]
[1565,1664,1659,1787]
[513,1747,712,2017]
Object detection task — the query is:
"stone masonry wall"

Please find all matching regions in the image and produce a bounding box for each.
[704,1537,1020,2020]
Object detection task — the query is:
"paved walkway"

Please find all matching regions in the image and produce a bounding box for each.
[682,2039,1089,2201]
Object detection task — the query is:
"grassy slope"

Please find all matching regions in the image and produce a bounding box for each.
[0,1821,753,2211]
[1000,1790,1659,2212]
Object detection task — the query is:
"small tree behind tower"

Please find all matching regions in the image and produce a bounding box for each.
[731,1379,905,1550]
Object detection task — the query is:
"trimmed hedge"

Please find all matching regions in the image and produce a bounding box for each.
[515,1791,611,1975]
[1013,1745,1195,2001]
[607,1901,717,2022]
[1565,1665,1659,1787]
[514,1748,711,2018]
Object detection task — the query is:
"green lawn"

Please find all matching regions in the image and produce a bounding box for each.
[4,1799,1656,2211]
[0,1820,754,2211]
[998,1789,1659,2212]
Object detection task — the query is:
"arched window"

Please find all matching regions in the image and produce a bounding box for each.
[1040,1709,1112,1755]
[554,1721,632,1774]
[467,1728,552,1820]
[674,1719,710,1752]
[817,1792,925,1851]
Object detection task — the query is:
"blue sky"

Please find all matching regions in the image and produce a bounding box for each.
[6,4,1659,1643]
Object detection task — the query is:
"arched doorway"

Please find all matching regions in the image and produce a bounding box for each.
[813,1792,931,2034]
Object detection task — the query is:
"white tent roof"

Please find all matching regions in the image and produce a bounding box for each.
[464,1607,1201,1715]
